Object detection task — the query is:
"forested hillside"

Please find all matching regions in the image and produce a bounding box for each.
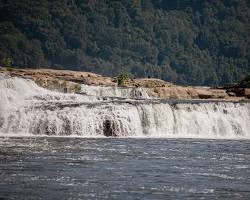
[0,0,250,86]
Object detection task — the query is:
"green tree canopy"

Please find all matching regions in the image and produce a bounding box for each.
[0,0,250,86]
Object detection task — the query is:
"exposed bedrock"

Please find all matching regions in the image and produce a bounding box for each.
[2,66,247,100]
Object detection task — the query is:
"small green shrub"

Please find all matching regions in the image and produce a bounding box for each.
[74,84,81,93]
[2,57,13,67]
[6,67,13,72]
[117,71,129,87]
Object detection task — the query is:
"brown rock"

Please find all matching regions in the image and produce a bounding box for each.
[226,88,250,98]
[245,89,250,99]
[0,66,244,100]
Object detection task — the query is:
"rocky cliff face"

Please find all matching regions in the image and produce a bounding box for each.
[0,66,248,100]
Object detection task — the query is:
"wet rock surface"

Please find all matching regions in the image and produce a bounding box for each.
[1,66,248,100]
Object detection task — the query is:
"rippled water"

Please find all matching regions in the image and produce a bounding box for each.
[0,137,250,199]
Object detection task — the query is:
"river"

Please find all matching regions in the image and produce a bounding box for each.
[0,137,250,199]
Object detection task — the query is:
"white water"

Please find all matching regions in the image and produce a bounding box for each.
[80,84,150,99]
[0,75,250,138]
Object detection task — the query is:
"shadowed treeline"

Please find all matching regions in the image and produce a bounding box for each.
[0,0,250,86]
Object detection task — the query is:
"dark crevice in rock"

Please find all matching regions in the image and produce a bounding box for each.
[103,120,117,137]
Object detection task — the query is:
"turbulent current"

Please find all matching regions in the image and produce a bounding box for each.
[0,74,250,138]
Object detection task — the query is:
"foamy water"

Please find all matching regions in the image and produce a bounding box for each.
[0,75,250,138]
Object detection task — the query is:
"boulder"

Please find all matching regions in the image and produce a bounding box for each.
[226,88,250,98]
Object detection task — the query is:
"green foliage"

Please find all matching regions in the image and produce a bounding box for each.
[117,71,129,86]
[5,67,13,72]
[74,84,81,93]
[0,0,250,86]
[1,57,13,67]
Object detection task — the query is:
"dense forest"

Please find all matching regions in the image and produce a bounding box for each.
[0,0,250,86]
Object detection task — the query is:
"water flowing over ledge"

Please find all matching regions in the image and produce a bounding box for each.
[80,84,150,99]
[0,75,250,139]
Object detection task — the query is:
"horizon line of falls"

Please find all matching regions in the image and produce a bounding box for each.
[0,74,250,139]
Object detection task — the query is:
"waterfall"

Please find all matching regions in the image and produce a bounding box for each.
[80,84,150,99]
[0,76,250,138]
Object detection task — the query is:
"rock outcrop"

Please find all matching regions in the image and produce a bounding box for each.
[0,66,248,100]
[147,86,228,99]
[216,75,250,99]
[225,88,250,99]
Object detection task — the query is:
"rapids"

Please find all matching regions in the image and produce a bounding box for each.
[0,74,249,138]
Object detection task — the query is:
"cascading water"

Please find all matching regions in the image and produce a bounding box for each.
[0,75,250,138]
[80,84,150,99]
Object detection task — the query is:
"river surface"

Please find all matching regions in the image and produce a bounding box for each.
[0,137,250,199]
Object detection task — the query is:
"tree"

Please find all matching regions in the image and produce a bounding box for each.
[0,0,250,86]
